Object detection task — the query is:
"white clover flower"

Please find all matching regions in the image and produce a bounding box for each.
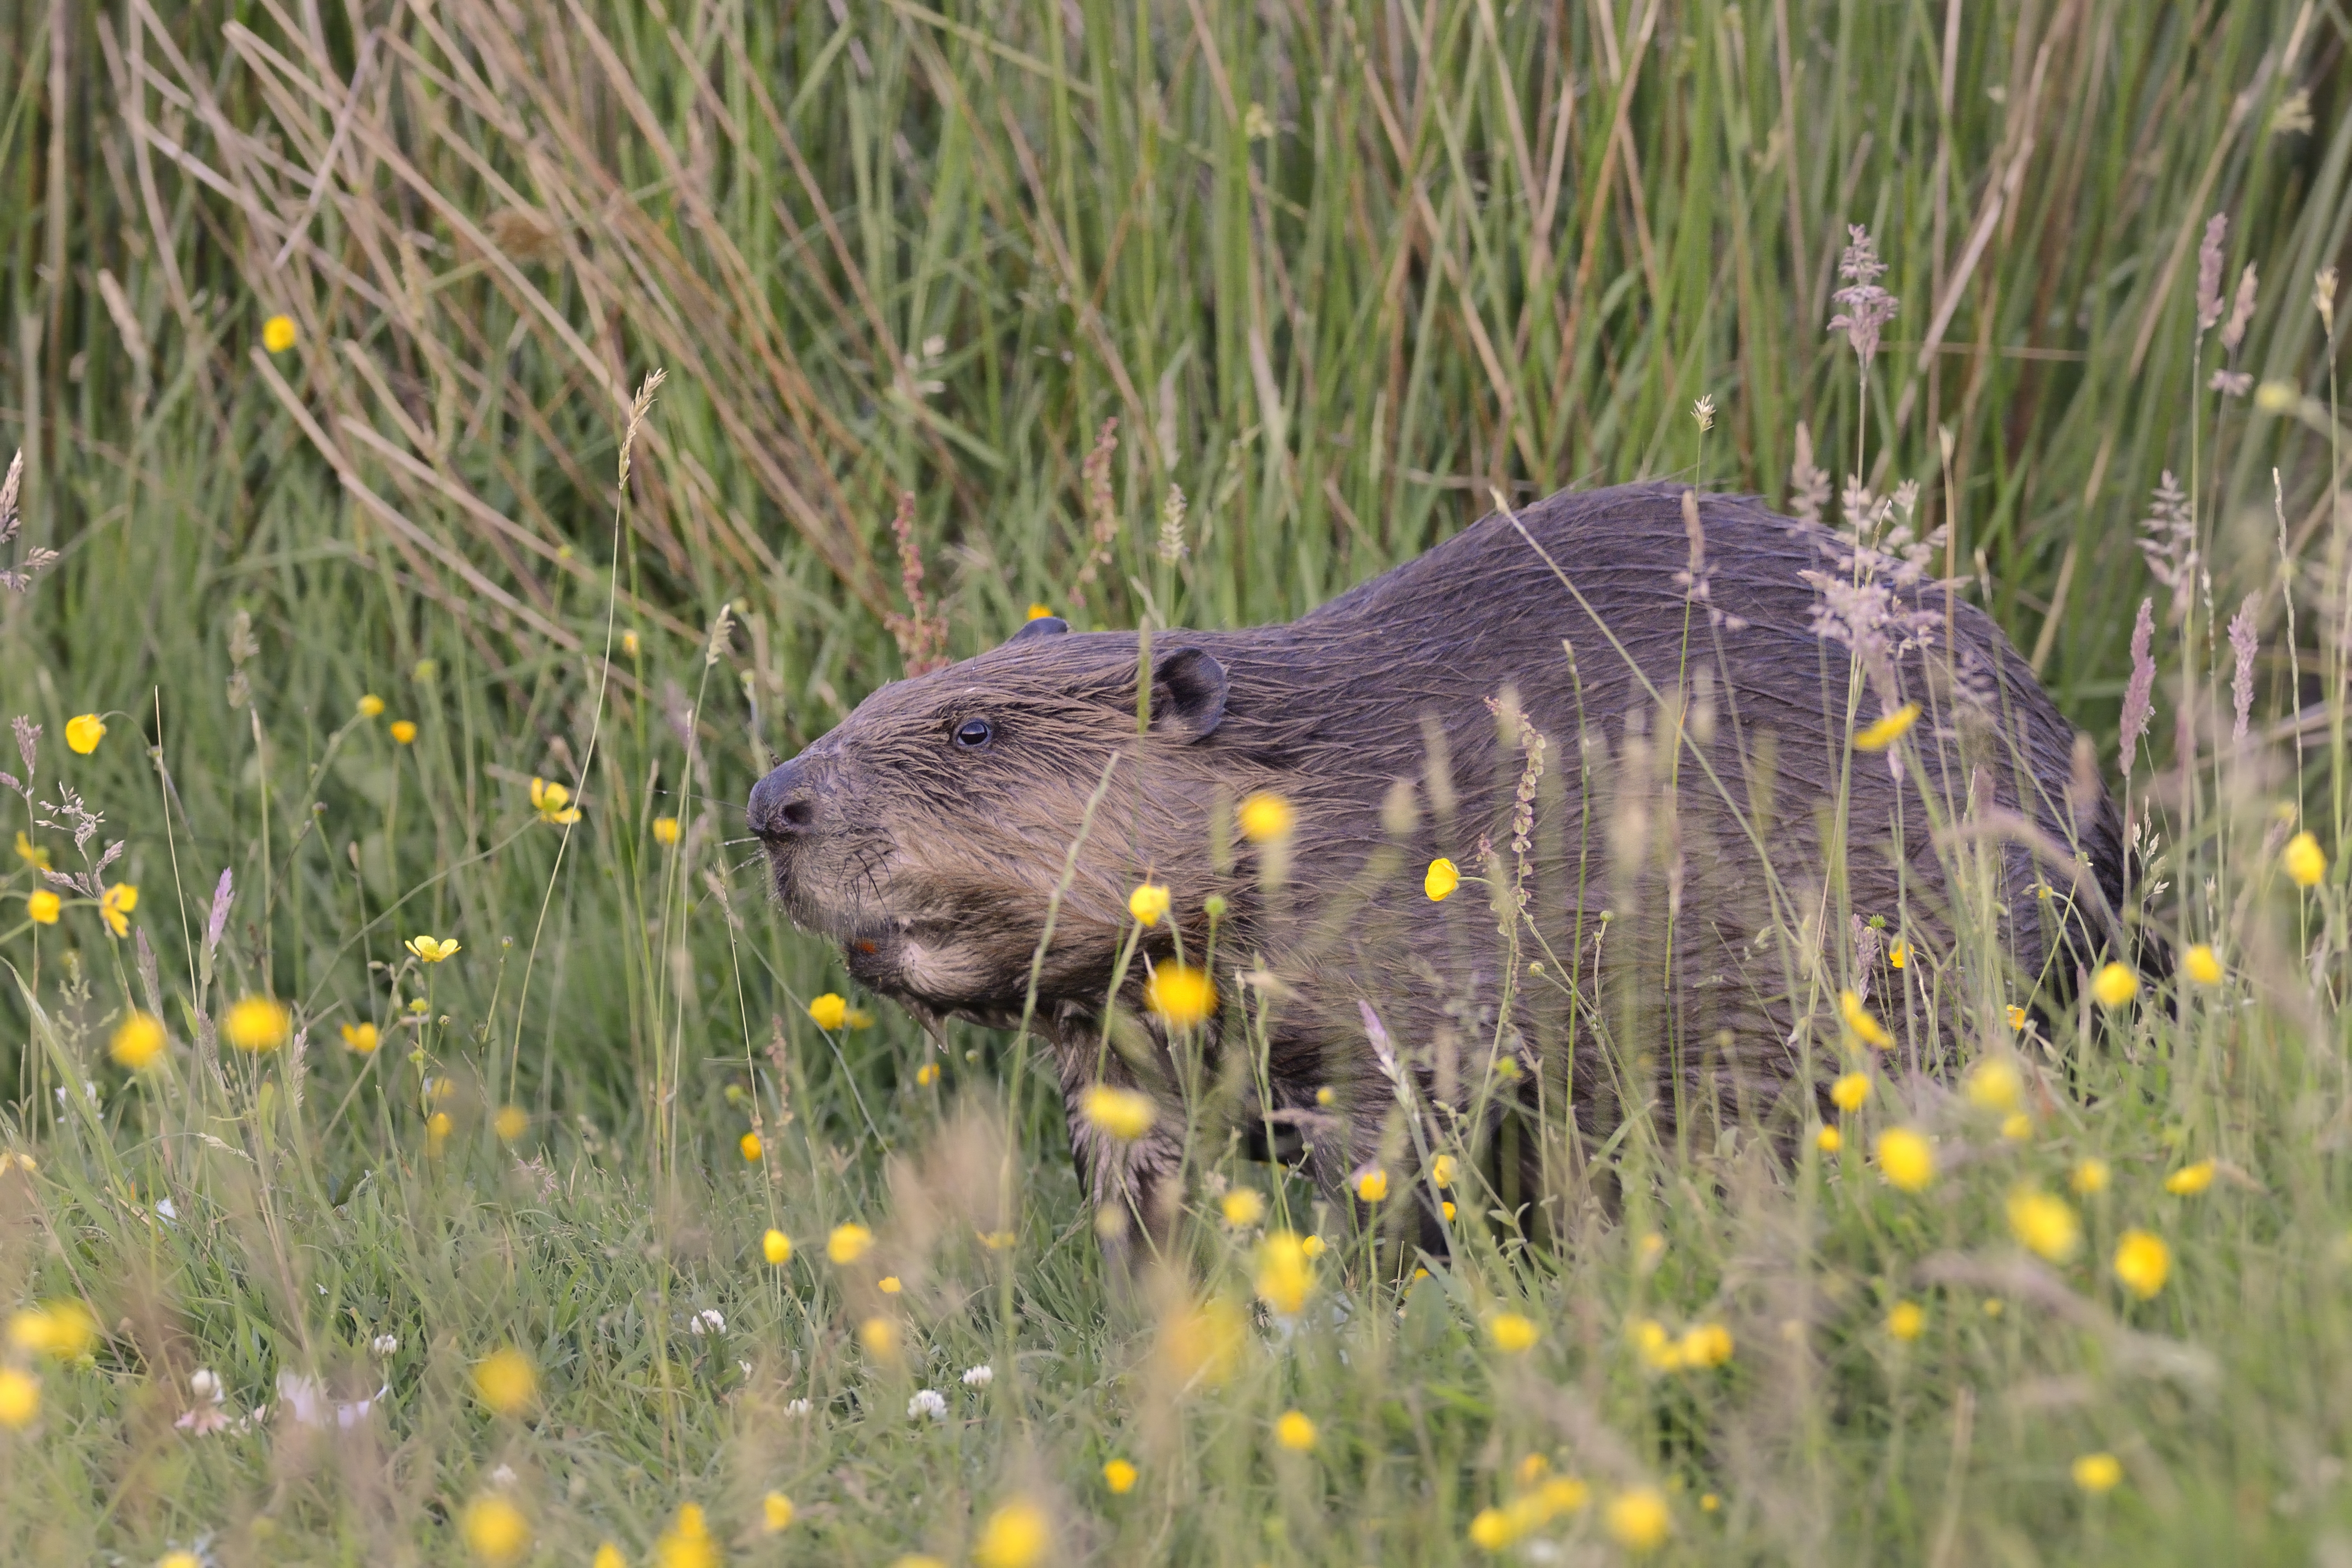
[908,1388,947,1420]
[786,1397,813,1416]
[688,1309,725,1336]
[961,1364,994,1388]
[371,1334,398,1356]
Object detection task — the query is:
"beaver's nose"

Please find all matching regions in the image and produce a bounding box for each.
[748,759,819,840]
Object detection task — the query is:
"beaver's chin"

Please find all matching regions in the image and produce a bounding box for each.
[829,924,1070,1030]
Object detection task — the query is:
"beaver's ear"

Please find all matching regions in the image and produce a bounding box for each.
[1151,646,1227,741]
[1007,615,1068,643]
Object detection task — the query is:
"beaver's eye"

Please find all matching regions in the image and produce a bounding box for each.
[953,718,994,750]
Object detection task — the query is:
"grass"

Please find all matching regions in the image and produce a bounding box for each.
[0,0,2348,1560]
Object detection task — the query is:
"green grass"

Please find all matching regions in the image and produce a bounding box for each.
[0,0,2348,1561]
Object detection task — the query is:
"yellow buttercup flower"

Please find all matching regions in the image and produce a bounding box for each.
[460,1495,530,1565]
[1081,1084,1156,1142]
[807,993,848,1030]
[2113,1228,2171,1299]
[1874,1127,1935,1192]
[9,1301,96,1360]
[2006,1187,2080,1262]
[1852,702,1921,752]
[1468,1509,1515,1551]
[528,777,581,825]
[878,1276,902,1294]
[2070,1157,2111,1196]
[389,720,418,745]
[2001,1112,2033,1141]
[1886,1301,1924,1340]
[1965,1056,2022,1113]
[1221,1188,1265,1227]
[1815,1124,1842,1153]
[0,1366,36,1428]
[739,1132,763,1161]
[471,1346,536,1415]
[1254,1231,1315,1315]
[1432,1153,1457,1188]
[110,1011,166,1070]
[915,1062,939,1086]
[425,1110,452,1154]
[2092,962,2139,1008]
[1839,988,1891,1049]
[159,1552,202,1568]
[1631,1317,1681,1370]
[621,630,641,657]
[407,934,460,963]
[2164,1159,2216,1196]
[1273,1409,1316,1450]
[1355,1167,1389,1203]
[261,314,299,354]
[763,1228,793,1264]
[2072,1452,2122,1493]
[653,815,681,846]
[1237,792,1295,843]
[1604,1486,1672,1552]
[654,1503,717,1568]
[827,1223,873,1264]
[24,890,58,925]
[1027,603,1054,620]
[1156,1296,1245,1387]
[1830,1071,1870,1112]
[847,1007,875,1029]
[1425,857,1461,901]
[493,1106,528,1142]
[1127,882,1171,926]
[972,1498,1051,1568]
[64,714,105,754]
[14,831,48,869]
[100,883,137,937]
[2182,944,2223,985]
[357,693,385,718]
[593,1550,626,1568]
[762,1491,796,1532]
[341,1021,379,1054]
[1103,1458,1138,1494]
[2284,830,2328,887]
[1300,1235,1325,1259]
[858,1316,900,1359]
[222,995,290,1053]
[2005,1003,2029,1030]
[1143,962,1215,1027]
[1488,1312,1541,1352]
[1677,1322,1733,1369]
[1886,938,1910,968]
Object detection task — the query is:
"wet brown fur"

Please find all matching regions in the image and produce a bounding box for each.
[750,484,2128,1262]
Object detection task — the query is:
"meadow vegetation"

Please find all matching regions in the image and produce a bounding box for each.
[0,0,2349,1561]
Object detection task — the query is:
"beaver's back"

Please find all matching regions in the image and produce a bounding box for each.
[1224,483,2124,1139]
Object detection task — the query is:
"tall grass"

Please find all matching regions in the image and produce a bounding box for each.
[0,0,2346,1561]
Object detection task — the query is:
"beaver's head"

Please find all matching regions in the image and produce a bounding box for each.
[749,620,1274,1023]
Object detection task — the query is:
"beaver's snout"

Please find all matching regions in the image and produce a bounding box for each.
[747,757,820,842]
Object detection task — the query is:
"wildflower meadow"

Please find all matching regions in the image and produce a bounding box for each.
[1,1,2350,1563]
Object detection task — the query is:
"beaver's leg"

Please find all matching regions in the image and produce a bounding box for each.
[1051,1044,1184,1272]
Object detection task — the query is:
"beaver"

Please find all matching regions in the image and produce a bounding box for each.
[749,482,2128,1261]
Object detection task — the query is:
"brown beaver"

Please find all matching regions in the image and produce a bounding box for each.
[750,482,2127,1260]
